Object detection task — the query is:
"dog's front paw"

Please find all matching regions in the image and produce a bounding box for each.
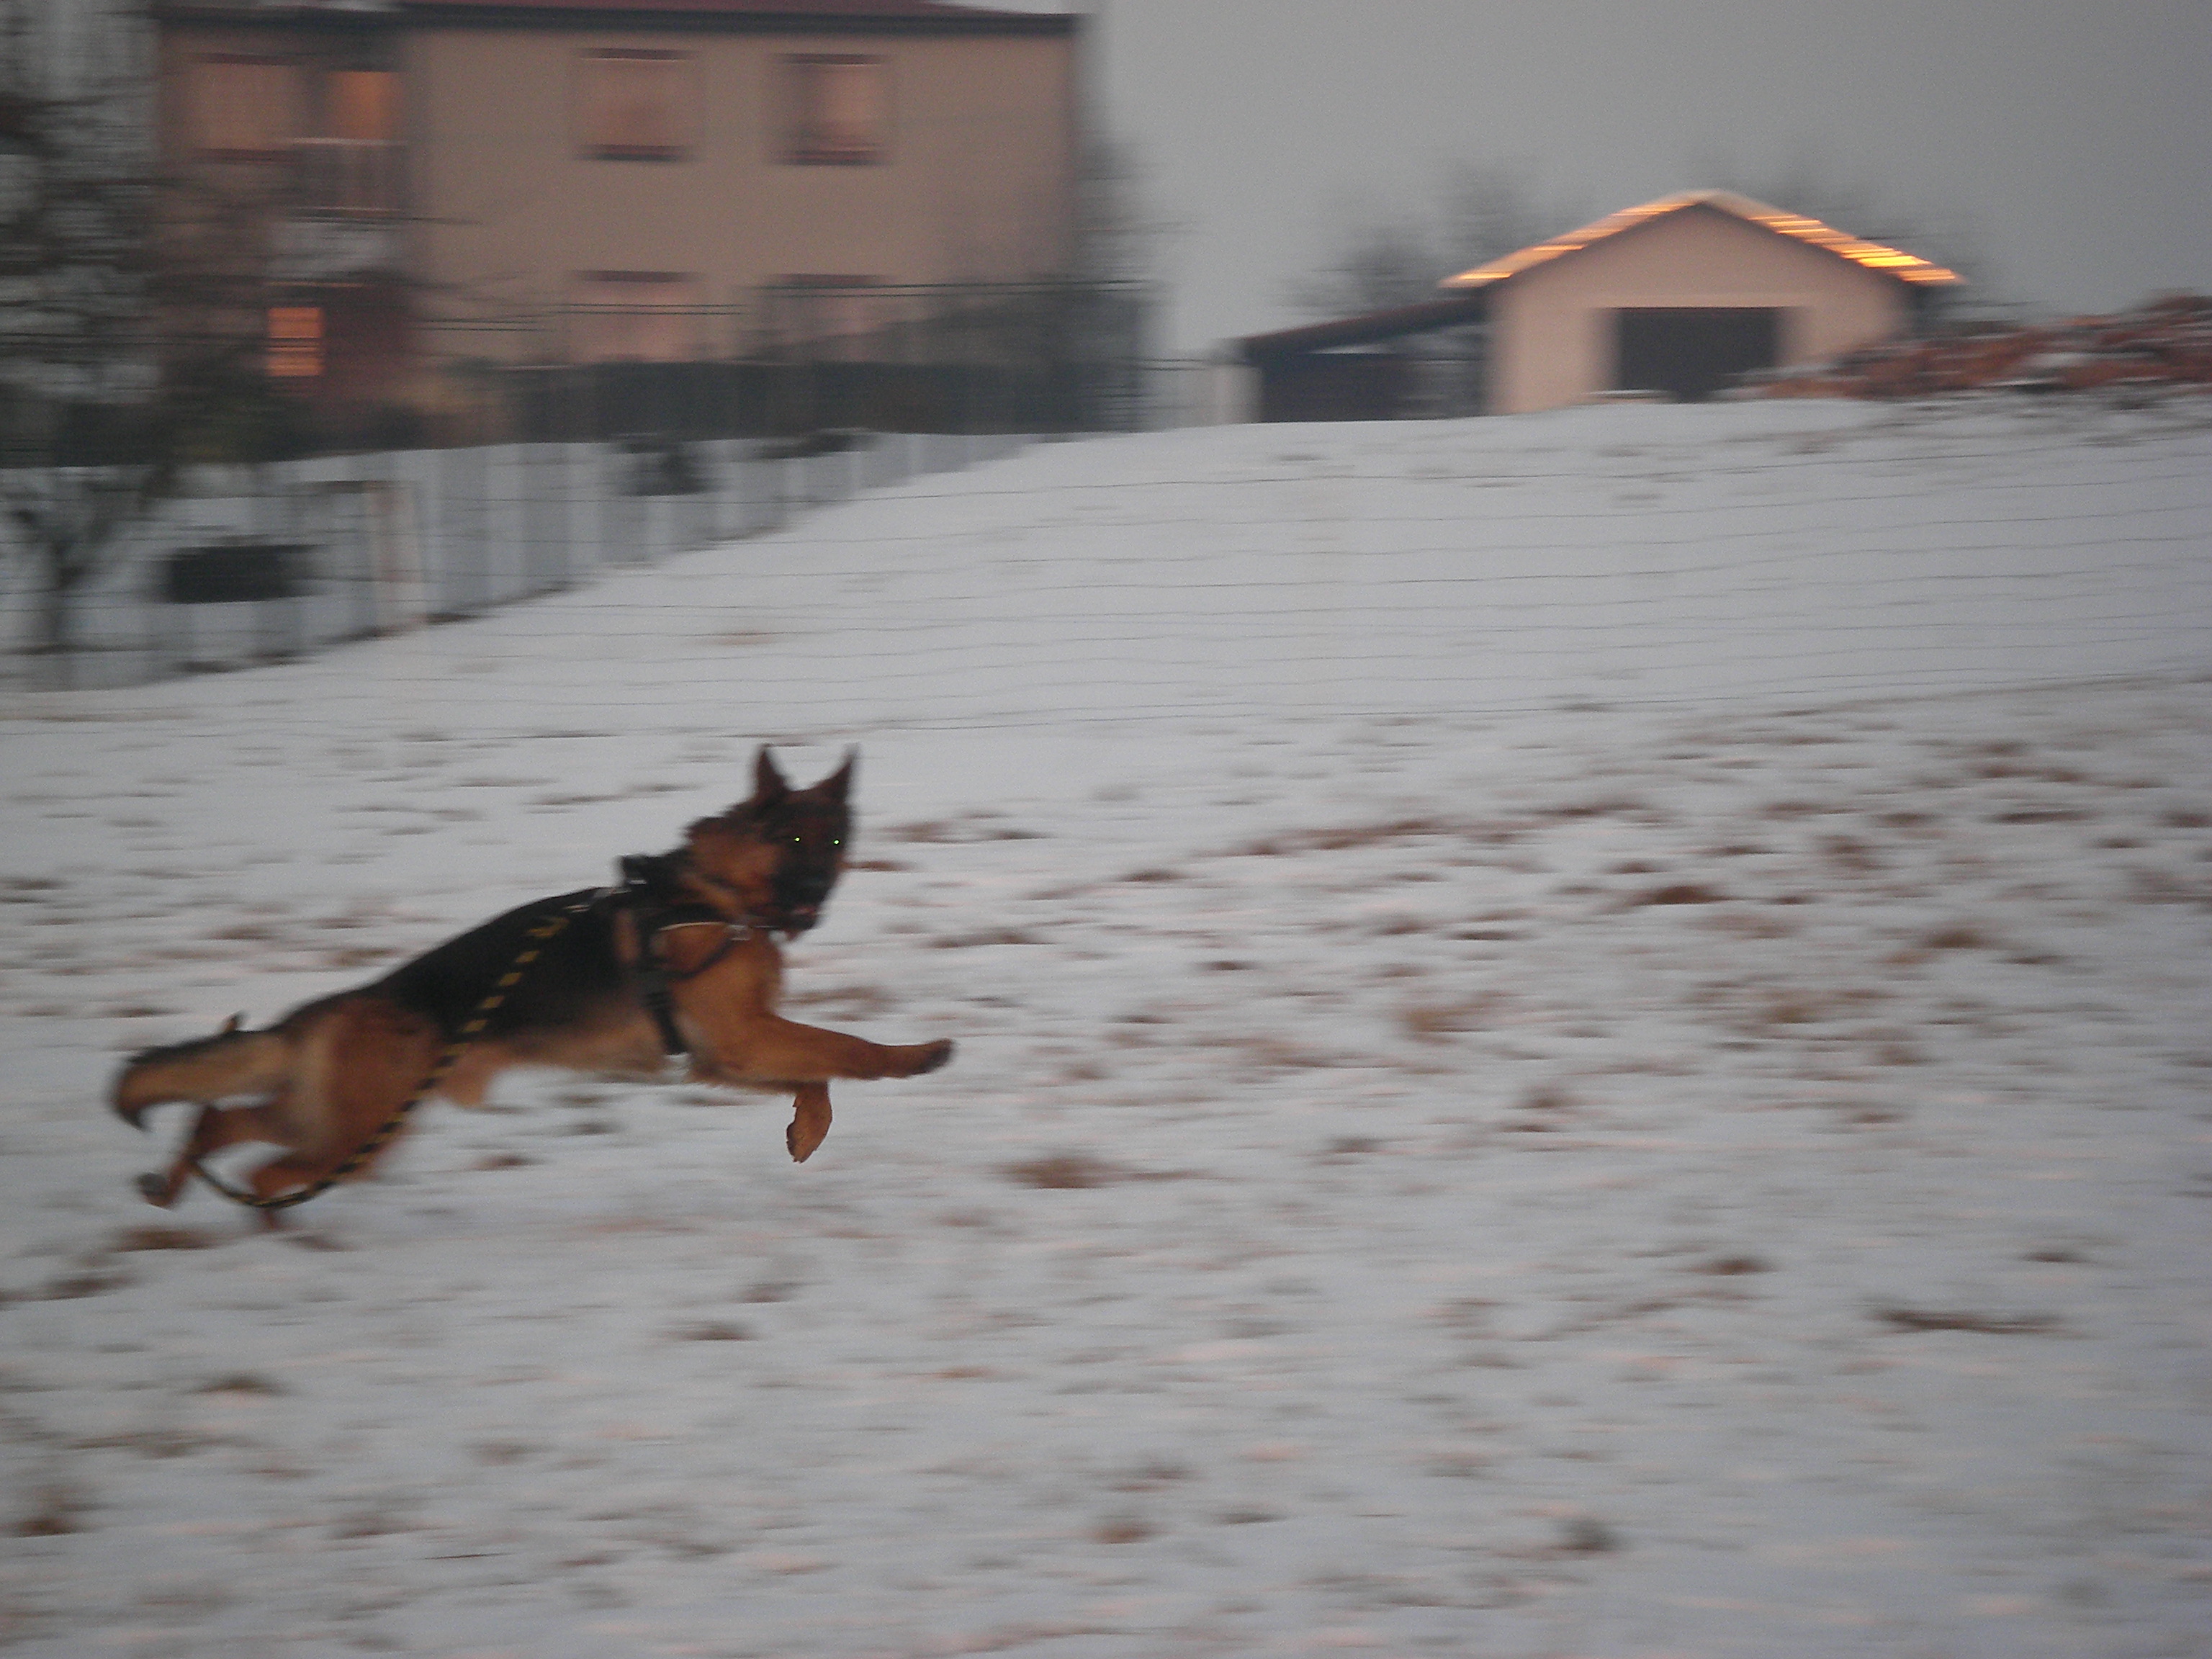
[135,1172,176,1208]
[909,1038,954,1076]
[787,1085,832,1163]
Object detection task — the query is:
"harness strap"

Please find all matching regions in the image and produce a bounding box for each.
[613,856,752,1058]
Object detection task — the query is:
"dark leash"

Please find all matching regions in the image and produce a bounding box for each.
[182,896,596,1216]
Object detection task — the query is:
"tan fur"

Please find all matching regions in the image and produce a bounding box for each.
[110,749,952,1220]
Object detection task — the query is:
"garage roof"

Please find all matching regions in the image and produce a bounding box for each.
[1439,190,1963,291]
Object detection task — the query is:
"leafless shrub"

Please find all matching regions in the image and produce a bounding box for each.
[1425,1450,1491,1478]
[1107,1460,1192,1493]
[1761,799,1843,819]
[1618,882,1727,908]
[930,928,1043,948]
[1231,1033,1371,1073]
[1398,992,1504,1040]
[193,1373,284,1396]
[1693,1254,1771,1276]
[1538,795,1651,822]
[1874,1305,2062,1336]
[673,1321,754,1341]
[331,1501,419,1539]
[13,1482,87,1537]
[41,1264,132,1300]
[787,981,900,1019]
[1004,1152,1124,1189]
[1558,1516,1622,1554]
[1919,922,1995,950]
[1092,1516,1155,1545]
[1821,835,1881,872]
[1704,908,1799,938]
[889,817,1043,844]
[71,1426,221,1459]
[108,1225,216,1252]
[1234,816,1513,856]
[1370,913,1431,935]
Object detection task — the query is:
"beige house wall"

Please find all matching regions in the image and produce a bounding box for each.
[404,27,1078,357]
[1488,204,1910,415]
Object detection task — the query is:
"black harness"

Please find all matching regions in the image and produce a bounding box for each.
[608,853,755,1057]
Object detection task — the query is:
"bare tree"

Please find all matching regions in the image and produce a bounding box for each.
[1287,161,1584,320]
[1,0,295,662]
[1071,132,1178,288]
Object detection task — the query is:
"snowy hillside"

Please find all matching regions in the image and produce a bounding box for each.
[3,397,2210,1658]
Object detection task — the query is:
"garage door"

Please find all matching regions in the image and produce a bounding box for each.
[1614,308,1779,402]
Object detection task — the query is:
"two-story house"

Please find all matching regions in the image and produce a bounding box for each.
[153,0,1082,431]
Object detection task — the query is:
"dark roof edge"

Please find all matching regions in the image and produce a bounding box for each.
[155,3,1077,35]
[1238,293,1489,363]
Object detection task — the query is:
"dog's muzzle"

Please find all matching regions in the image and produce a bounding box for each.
[775,878,835,934]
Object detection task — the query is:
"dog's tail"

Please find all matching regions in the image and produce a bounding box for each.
[111,1015,292,1129]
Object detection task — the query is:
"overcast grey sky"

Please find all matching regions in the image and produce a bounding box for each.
[1008,1,2212,351]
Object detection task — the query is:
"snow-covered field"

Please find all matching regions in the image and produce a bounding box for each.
[4,398,2210,1658]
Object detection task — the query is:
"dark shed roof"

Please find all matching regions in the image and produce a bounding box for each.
[1236,294,1488,366]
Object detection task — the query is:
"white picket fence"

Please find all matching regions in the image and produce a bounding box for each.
[2,430,1047,691]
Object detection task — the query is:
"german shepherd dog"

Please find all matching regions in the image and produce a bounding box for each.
[112,748,952,1218]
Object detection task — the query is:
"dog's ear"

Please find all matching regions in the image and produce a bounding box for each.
[752,745,790,806]
[819,746,856,802]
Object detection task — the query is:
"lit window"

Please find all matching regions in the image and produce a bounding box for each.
[266,307,324,378]
[193,58,301,157]
[297,71,403,214]
[578,49,693,161]
[324,70,400,143]
[782,56,889,165]
[572,273,701,362]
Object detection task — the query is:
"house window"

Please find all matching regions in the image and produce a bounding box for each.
[266,306,324,378]
[578,49,694,161]
[297,70,403,214]
[192,58,302,157]
[323,70,400,143]
[781,56,889,165]
[572,273,701,362]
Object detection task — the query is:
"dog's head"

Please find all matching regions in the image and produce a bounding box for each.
[683,746,854,935]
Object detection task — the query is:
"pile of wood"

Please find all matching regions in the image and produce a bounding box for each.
[1742,293,2212,400]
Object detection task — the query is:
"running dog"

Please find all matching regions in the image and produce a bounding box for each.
[112,748,952,1217]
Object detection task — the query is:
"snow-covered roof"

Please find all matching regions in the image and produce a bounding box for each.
[1440,189,1964,291]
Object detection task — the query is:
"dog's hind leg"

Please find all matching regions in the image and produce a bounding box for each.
[137,1100,293,1208]
[228,997,441,1213]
